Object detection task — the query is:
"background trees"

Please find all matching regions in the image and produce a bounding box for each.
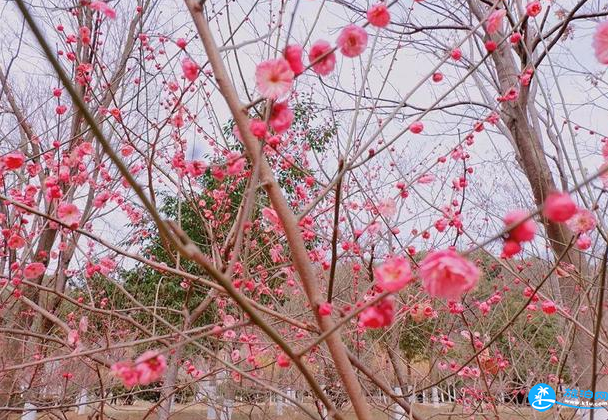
[0,0,607,419]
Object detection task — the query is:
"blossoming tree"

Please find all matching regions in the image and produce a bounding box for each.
[1,0,608,419]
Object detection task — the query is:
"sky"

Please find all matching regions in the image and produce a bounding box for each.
[1,0,607,273]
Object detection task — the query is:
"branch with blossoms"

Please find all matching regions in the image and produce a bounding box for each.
[2,0,608,419]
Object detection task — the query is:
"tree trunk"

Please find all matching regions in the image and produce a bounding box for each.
[470,0,605,390]
[157,343,184,420]
[386,331,409,395]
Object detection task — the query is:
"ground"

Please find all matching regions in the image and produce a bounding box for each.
[9,401,579,419]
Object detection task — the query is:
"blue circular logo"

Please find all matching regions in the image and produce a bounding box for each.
[528,383,556,411]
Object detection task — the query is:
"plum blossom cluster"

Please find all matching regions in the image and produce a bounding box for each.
[246,2,392,142]
[182,359,204,379]
[409,301,438,322]
[359,295,395,329]
[501,209,537,258]
[501,191,595,257]
[111,351,167,388]
[358,249,480,329]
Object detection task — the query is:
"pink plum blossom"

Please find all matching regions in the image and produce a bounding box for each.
[89,1,116,19]
[486,9,506,34]
[7,235,25,249]
[567,209,597,233]
[283,44,305,75]
[57,203,81,228]
[181,58,199,82]
[409,121,424,134]
[526,1,542,17]
[504,210,536,243]
[594,21,608,64]
[111,362,140,388]
[543,192,577,223]
[309,40,336,76]
[419,249,480,300]
[367,3,390,28]
[269,102,294,134]
[135,351,167,385]
[255,58,294,99]
[359,296,395,328]
[3,152,25,170]
[374,256,413,293]
[318,302,333,316]
[23,262,46,279]
[337,25,368,58]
